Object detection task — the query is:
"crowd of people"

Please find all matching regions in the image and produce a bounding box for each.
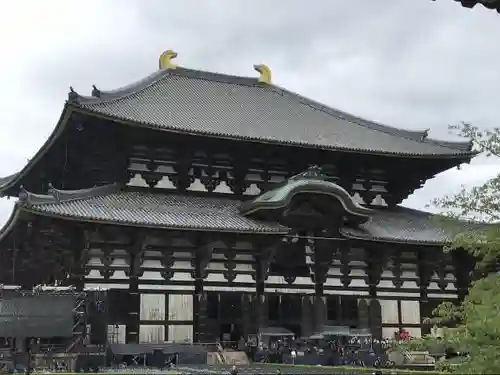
[245,333,395,368]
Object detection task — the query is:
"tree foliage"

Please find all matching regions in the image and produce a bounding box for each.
[406,123,500,373]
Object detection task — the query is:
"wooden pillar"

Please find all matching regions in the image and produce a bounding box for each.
[241,294,252,337]
[127,274,140,343]
[300,295,313,337]
[10,240,18,286]
[390,247,403,289]
[417,249,434,302]
[192,235,214,343]
[254,245,274,332]
[67,227,89,292]
[357,299,370,329]
[126,233,146,344]
[452,250,473,302]
[368,300,382,339]
[255,259,267,331]
[365,245,384,338]
[311,239,329,333]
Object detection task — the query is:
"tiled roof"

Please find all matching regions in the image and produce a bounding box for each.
[342,206,486,245]
[15,185,479,245]
[72,67,473,157]
[22,189,287,234]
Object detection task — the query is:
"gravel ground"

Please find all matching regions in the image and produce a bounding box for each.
[175,364,368,374]
[95,364,369,374]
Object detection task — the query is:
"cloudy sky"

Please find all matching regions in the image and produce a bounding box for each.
[0,0,499,226]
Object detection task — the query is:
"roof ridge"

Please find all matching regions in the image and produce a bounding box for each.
[69,69,172,105]
[69,67,262,105]
[19,183,120,206]
[70,66,472,153]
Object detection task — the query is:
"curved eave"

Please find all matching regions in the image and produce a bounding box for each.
[0,204,23,243]
[339,228,449,246]
[71,105,476,159]
[75,66,474,155]
[66,65,475,159]
[71,68,173,104]
[19,205,289,236]
[18,183,122,206]
[0,104,74,196]
[240,182,373,223]
[276,85,474,153]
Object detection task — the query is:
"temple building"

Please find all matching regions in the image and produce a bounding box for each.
[0,50,478,345]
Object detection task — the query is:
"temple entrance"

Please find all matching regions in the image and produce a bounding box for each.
[220,324,243,345]
[326,295,359,327]
[205,292,244,345]
[267,294,303,337]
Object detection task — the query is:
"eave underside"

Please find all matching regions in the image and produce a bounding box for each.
[0,108,475,210]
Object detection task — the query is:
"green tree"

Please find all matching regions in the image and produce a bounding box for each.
[409,123,500,373]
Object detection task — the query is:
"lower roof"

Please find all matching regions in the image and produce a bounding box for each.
[5,185,481,245]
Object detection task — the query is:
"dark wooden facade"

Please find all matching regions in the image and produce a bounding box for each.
[0,53,478,344]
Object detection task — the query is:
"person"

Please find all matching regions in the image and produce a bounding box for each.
[290,348,297,364]
[230,364,238,375]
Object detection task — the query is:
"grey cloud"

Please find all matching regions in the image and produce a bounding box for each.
[1,0,500,226]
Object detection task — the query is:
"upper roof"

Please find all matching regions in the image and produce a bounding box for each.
[69,55,473,158]
[0,182,484,246]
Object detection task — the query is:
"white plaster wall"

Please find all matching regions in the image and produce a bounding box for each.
[349,279,368,287]
[382,327,398,340]
[139,325,165,343]
[171,272,194,282]
[380,300,399,324]
[168,325,193,342]
[206,273,227,282]
[86,269,103,279]
[400,300,420,325]
[168,294,193,321]
[207,262,227,271]
[140,294,165,321]
[87,255,103,266]
[139,271,164,280]
[294,276,314,285]
[404,327,422,338]
[381,270,393,278]
[234,254,254,261]
[401,270,417,279]
[172,260,192,270]
[233,274,254,283]
[141,259,163,268]
[84,283,129,290]
[324,277,342,287]
[378,280,394,288]
[233,264,253,272]
[110,270,128,280]
[107,324,126,344]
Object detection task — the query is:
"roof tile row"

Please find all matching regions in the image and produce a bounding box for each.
[74,68,472,157]
[19,189,477,244]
